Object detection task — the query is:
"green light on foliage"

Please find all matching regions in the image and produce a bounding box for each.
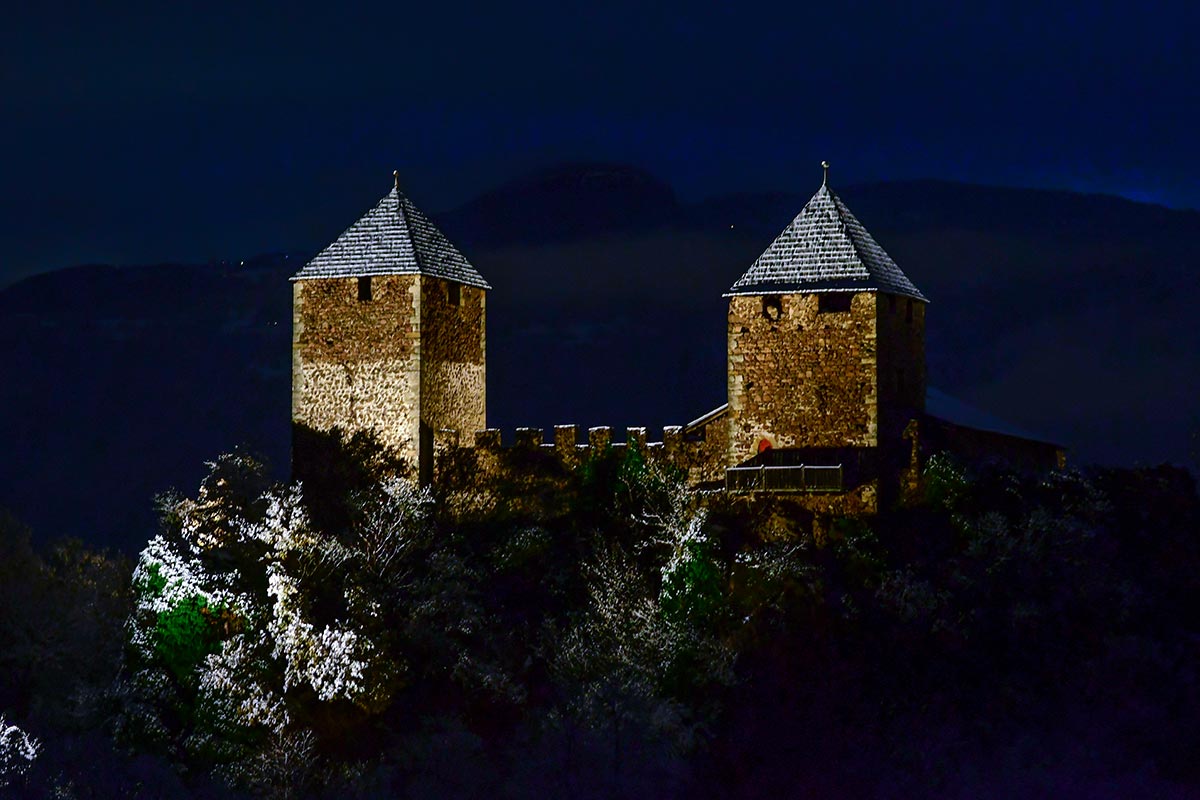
[137,563,168,596]
[661,542,725,625]
[154,594,226,682]
[618,441,647,486]
[924,452,969,510]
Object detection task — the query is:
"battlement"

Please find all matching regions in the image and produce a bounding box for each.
[430,417,881,524]
[434,423,723,486]
[443,424,687,457]
[468,424,684,451]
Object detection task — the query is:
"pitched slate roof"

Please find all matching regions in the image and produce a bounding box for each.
[291,185,490,289]
[726,182,926,301]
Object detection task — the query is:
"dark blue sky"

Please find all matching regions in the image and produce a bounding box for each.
[3,0,1197,285]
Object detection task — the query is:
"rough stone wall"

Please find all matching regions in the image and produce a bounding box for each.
[727,291,878,467]
[775,481,879,538]
[723,487,880,546]
[875,293,926,444]
[433,423,878,535]
[679,414,730,485]
[419,276,486,453]
[434,424,730,495]
[292,275,422,467]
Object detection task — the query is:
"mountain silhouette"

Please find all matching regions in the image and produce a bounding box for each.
[2,165,1197,551]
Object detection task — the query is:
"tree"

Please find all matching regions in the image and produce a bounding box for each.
[543,463,734,793]
[0,713,40,789]
[118,454,426,792]
[116,450,538,796]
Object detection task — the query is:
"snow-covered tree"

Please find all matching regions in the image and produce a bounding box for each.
[118,446,744,794]
[118,454,432,788]
[0,713,40,788]
[547,462,735,786]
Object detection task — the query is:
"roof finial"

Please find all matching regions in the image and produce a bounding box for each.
[821,160,830,187]
[393,169,400,190]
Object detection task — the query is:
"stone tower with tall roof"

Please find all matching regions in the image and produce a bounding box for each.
[724,171,927,470]
[290,175,490,483]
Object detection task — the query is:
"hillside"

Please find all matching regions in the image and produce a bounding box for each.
[1,166,1197,550]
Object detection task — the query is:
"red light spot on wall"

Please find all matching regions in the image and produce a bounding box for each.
[758,438,773,453]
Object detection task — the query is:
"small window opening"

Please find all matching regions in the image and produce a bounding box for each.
[762,295,783,321]
[447,282,461,306]
[357,276,372,302]
[818,293,852,314]
[906,298,913,323]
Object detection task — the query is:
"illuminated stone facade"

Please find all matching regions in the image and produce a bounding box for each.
[727,291,881,463]
[292,172,1059,511]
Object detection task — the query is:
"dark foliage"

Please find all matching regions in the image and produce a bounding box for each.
[706,461,1200,798]
[2,453,1199,798]
[291,424,412,535]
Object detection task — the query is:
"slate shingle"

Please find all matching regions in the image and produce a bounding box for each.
[291,187,491,289]
[726,183,926,301]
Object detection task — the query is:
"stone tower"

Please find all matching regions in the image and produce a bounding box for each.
[290,175,490,483]
[725,172,927,469]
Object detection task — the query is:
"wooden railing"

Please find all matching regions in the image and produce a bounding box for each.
[725,464,844,493]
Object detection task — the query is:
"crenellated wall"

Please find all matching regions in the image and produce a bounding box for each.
[434,421,730,490]
[433,420,881,524]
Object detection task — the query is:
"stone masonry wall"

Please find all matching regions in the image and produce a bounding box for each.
[685,414,729,485]
[292,275,422,466]
[419,276,487,481]
[434,422,729,496]
[433,423,877,531]
[875,293,926,444]
[727,291,878,467]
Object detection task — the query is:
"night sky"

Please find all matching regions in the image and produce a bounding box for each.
[3,0,1198,287]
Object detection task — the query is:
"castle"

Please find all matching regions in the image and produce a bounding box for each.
[290,167,1062,517]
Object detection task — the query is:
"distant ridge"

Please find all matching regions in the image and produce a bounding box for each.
[1,167,1197,552]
